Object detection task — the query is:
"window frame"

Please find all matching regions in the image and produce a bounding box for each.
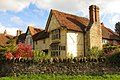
[51,44,60,57]
[51,29,60,40]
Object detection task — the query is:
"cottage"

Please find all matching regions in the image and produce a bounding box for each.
[23,5,120,58]
[0,30,15,45]
[25,26,43,49]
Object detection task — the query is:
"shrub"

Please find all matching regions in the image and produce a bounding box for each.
[0,53,6,62]
[0,44,17,53]
[104,43,111,47]
[104,46,117,50]
[67,52,74,59]
[33,50,41,61]
[13,42,33,59]
[33,50,50,60]
[0,48,6,53]
[108,52,120,66]
[87,47,103,61]
[5,52,14,60]
[104,46,120,57]
[5,42,33,60]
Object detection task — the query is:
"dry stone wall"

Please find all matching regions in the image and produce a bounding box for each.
[0,60,120,77]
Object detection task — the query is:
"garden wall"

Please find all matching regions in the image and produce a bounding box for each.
[0,60,120,77]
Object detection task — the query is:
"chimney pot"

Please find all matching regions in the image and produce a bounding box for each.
[89,5,100,23]
[17,30,22,36]
[4,30,7,36]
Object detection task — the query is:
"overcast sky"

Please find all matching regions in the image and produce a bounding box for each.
[0,0,120,36]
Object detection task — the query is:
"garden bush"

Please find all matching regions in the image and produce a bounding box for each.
[0,53,6,62]
[108,52,120,66]
[87,47,104,62]
[0,44,17,53]
[5,42,33,61]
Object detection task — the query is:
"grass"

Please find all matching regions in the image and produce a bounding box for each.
[1,74,120,80]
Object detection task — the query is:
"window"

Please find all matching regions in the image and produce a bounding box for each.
[51,29,60,40]
[60,46,66,50]
[51,44,60,57]
[30,38,33,45]
[102,39,107,44]
[26,37,32,45]
[51,51,60,56]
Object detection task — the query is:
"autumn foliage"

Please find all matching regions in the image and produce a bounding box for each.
[5,52,14,60]
[5,42,33,60]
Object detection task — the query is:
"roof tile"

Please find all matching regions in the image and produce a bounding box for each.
[101,23,120,40]
[52,10,89,32]
[28,26,43,36]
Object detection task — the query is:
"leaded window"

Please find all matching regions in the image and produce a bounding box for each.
[51,44,60,57]
[51,29,60,40]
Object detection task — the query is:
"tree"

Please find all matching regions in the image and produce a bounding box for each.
[115,22,120,36]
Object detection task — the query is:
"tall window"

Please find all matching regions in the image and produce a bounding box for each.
[30,38,32,44]
[51,45,60,57]
[26,37,32,46]
[51,29,60,40]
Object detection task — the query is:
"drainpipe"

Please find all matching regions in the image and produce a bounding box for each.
[83,28,87,57]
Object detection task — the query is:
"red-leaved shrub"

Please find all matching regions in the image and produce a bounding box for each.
[5,42,33,60]
[5,52,14,60]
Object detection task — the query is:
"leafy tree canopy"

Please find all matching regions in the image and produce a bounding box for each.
[115,22,120,36]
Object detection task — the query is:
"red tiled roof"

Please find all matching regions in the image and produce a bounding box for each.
[28,26,43,36]
[46,10,89,32]
[5,34,14,39]
[0,34,14,45]
[0,34,9,44]
[101,23,120,40]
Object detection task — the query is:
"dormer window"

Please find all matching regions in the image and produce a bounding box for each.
[51,29,60,40]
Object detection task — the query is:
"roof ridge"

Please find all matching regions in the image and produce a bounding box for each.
[28,26,43,30]
[52,9,89,20]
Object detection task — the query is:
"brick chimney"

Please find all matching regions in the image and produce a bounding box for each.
[89,5,100,23]
[4,30,7,36]
[85,5,102,57]
[16,30,22,36]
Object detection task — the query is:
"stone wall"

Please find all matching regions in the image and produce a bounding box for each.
[0,60,120,77]
[89,23,102,49]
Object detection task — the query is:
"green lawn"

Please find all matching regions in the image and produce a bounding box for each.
[0,74,120,80]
